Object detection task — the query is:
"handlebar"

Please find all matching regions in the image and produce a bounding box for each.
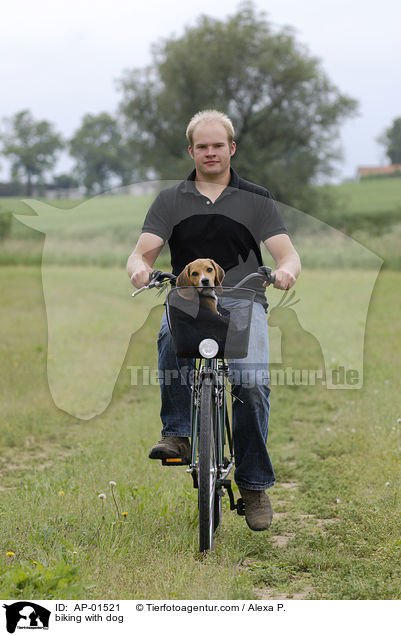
[130,269,176,297]
[232,265,276,288]
[148,270,176,286]
[258,265,276,285]
[152,266,276,287]
[132,266,276,297]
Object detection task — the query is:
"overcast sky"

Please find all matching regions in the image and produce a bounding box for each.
[1,0,400,183]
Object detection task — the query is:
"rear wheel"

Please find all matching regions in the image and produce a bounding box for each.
[198,374,218,552]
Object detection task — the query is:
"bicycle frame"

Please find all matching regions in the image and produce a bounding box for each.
[188,357,235,498]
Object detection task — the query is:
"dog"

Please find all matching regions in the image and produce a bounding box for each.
[170,258,229,356]
[176,258,225,314]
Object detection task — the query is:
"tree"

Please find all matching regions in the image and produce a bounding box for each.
[52,173,79,190]
[69,112,135,194]
[1,110,64,196]
[378,117,401,165]
[117,2,358,210]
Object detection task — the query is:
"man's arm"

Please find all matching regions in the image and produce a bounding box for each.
[126,232,165,289]
[263,233,301,290]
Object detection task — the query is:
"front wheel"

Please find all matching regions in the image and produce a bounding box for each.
[198,374,218,552]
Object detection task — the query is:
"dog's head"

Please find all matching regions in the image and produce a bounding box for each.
[176,259,225,295]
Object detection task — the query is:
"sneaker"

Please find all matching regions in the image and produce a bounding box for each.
[148,436,191,460]
[238,487,273,531]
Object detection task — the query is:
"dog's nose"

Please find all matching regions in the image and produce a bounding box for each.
[200,278,210,286]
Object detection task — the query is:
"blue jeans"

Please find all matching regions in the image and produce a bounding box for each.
[156,301,275,491]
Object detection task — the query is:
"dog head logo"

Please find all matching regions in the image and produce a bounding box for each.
[3,602,50,633]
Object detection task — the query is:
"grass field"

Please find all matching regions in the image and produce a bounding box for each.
[0,177,400,599]
[0,176,400,269]
[0,266,400,599]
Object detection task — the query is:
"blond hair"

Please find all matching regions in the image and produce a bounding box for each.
[186,110,235,146]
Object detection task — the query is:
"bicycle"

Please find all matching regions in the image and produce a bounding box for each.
[132,265,276,552]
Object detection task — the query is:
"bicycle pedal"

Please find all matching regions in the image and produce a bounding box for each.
[161,457,190,466]
[236,497,246,516]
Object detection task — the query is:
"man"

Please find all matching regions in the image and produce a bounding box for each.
[127,110,301,531]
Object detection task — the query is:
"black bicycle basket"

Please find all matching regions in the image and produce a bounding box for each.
[166,286,256,359]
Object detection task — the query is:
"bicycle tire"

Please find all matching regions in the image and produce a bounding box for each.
[198,374,218,552]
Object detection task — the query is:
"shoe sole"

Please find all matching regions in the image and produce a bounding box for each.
[245,517,272,531]
[149,445,190,460]
[148,448,181,460]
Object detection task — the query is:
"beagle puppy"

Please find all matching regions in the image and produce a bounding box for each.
[176,258,225,313]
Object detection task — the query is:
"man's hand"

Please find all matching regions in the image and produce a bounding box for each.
[264,267,296,290]
[129,263,152,289]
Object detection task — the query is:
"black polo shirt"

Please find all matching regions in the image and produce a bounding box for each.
[141,168,288,307]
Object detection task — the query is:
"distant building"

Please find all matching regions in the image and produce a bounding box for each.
[356,164,401,180]
[44,187,84,199]
[123,181,160,196]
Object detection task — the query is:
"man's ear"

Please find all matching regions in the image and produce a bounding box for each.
[188,145,194,159]
[210,260,225,286]
[230,141,236,158]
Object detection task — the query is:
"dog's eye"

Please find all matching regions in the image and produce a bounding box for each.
[191,271,199,277]
[207,267,213,273]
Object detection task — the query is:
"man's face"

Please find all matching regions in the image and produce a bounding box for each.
[188,121,236,180]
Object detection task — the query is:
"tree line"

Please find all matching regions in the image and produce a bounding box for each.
[0,110,132,197]
[1,3,398,208]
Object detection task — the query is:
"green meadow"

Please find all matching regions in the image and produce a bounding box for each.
[0,178,400,599]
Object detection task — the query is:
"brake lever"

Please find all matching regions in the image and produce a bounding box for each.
[131,277,163,297]
[131,285,149,297]
[257,265,276,285]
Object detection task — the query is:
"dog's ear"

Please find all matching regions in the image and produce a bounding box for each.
[176,264,191,287]
[210,259,225,286]
[176,264,196,301]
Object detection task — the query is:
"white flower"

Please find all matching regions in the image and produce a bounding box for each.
[98,493,106,499]
[336,498,341,503]
[385,482,390,487]
[109,481,117,486]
